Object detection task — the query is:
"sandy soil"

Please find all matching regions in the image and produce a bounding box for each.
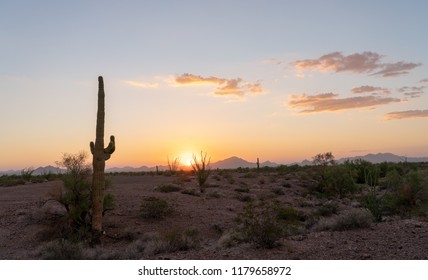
[1,171,427,259]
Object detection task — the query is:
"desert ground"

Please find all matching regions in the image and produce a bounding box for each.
[1,168,427,260]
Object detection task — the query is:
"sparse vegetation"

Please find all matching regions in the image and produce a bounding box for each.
[3,157,428,259]
[167,156,181,175]
[317,209,374,231]
[47,152,114,239]
[191,151,211,192]
[140,196,173,219]
[234,201,297,248]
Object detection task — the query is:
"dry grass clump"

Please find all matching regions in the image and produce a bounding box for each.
[36,240,84,260]
[316,208,374,231]
[122,229,200,258]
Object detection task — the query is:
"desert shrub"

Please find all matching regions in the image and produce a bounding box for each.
[140,197,173,219]
[383,169,403,190]
[383,170,428,216]
[317,209,374,231]
[234,201,290,248]
[191,151,211,192]
[48,153,115,240]
[36,240,84,260]
[145,229,200,255]
[316,201,339,217]
[157,183,181,193]
[361,191,383,222]
[0,175,26,187]
[20,167,35,182]
[122,239,147,259]
[320,164,357,198]
[167,156,180,175]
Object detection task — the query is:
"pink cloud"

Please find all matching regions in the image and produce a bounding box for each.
[291,52,421,77]
[289,92,401,113]
[384,110,428,120]
[352,85,390,95]
[398,86,425,99]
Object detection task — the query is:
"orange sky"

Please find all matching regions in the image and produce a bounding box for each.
[1,1,428,170]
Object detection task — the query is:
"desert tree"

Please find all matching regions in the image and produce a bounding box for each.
[191,151,211,192]
[312,152,335,166]
[167,156,181,174]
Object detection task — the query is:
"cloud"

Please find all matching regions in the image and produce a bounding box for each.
[291,51,421,77]
[384,110,428,120]
[175,73,264,97]
[372,62,422,77]
[420,79,428,83]
[352,85,390,95]
[125,80,159,88]
[175,73,224,85]
[398,86,425,98]
[289,92,401,113]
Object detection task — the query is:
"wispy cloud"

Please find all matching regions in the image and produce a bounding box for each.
[352,85,390,95]
[289,92,401,113]
[384,110,428,120]
[125,80,159,88]
[398,86,425,99]
[420,79,428,83]
[372,62,421,77]
[291,51,421,77]
[175,73,264,97]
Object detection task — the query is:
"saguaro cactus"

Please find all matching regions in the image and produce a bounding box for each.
[90,76,115,233]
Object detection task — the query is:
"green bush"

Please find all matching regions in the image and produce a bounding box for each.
[383,170,428,216]
[47,152,115,239]
[362,191,383,222]
[321,164,357,198]
[234,201,288,248]
[140,197,173,219]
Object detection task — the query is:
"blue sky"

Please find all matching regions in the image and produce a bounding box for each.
[1,0,428,169]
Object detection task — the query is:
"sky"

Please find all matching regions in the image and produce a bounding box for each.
[1,0,428,170]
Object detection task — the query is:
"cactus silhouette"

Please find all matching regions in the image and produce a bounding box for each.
[90,76,115,234]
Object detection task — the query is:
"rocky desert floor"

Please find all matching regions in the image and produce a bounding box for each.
[1,169,427,260]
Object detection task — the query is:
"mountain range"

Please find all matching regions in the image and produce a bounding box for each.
[1,153,427,175]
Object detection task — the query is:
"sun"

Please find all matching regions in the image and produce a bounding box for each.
[185,158,192,167]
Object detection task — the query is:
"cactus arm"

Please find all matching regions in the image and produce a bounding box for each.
[103,135,115,160]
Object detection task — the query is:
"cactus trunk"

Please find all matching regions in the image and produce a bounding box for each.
[91,76,106,233]
[90,76,115,234]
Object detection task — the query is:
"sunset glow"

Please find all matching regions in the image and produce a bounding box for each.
[1,1,428,171]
